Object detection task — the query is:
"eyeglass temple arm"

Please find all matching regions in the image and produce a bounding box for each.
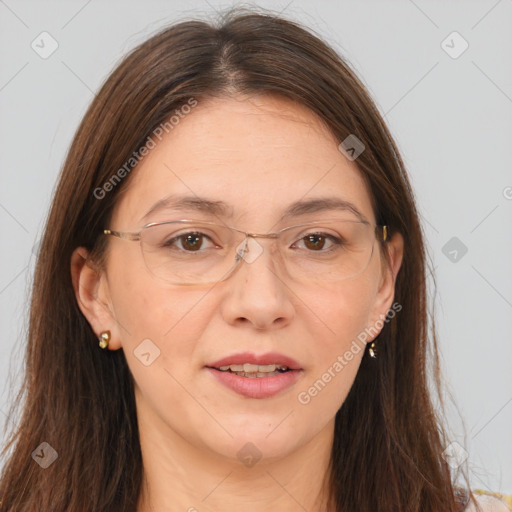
[103,229,141,241]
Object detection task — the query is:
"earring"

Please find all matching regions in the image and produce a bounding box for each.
[98,330,111,349]
[368,341,377,359]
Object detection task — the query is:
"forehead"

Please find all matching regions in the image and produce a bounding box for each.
[110,94,376,229]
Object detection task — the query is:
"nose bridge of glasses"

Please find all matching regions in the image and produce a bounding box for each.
[229,228,285,274]
[246,232,279,240]
[229,226,280,252]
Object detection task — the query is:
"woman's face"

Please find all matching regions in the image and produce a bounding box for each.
[75,94,402,464]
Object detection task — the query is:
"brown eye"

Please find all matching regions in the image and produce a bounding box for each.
[164,232,213,252]
[303,234,327,251]
[296,232,342,252]
[181,233,203,251]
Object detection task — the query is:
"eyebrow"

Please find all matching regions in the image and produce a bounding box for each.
[141,194,369,224]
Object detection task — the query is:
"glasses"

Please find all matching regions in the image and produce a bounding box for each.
[103,218,388,286]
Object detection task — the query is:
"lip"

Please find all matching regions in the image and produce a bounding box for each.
[206,352,302,370]
[205,367,303,399]
[205,352,303,399]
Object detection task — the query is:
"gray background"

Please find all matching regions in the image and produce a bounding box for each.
[1,0,511,496]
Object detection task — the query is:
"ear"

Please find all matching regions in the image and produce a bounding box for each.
[70,247,122,350]
[366,231,404,341]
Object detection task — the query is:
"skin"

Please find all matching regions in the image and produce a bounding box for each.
[71,93,403,512]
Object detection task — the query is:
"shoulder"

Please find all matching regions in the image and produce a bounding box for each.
[463,490,512,512]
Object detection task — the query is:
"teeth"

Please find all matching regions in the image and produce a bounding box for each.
[217,364,289,373]
[231,370,282,378]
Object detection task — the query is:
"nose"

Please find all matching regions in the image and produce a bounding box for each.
[219,236,295,330]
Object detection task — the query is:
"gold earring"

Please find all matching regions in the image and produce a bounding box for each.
[98,331,111,349]
[368,341,377,359]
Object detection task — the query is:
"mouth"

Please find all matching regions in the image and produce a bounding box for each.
[206,351,302,375]
[204,352,303,399]
[206,363,293,378]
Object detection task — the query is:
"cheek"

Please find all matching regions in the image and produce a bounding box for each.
[308,275,378,347]
[296,278,376,408]
[106,247,212,362]
[108,273,214,419]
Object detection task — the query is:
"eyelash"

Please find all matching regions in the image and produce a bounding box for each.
[164,231,343,253]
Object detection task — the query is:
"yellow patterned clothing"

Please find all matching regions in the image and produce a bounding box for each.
[465,489,512,511]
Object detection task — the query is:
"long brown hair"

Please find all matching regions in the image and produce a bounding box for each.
[0,7,477,511]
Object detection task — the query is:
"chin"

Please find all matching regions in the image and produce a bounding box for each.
[201,427,300,464]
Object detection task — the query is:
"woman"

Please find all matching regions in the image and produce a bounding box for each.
[0,8,509,512]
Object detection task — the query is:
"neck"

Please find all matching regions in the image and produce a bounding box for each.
[134,389,334,512]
